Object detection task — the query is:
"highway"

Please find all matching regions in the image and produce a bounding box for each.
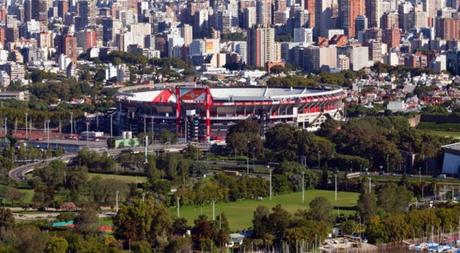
[8,143,209,182]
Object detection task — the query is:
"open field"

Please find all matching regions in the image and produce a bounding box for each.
[171,190,358,231]
[0,185,34,204]
[88,173,147,183]
[419,129,460,139]
[418,122,460,139]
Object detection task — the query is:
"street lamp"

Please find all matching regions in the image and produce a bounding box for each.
[268,165,272,201]
[318,150,321,170]
[419,167,422,183]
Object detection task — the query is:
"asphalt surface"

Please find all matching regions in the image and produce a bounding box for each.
[8,143,208,182]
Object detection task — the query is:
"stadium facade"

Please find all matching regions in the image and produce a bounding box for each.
[116,86,345,142]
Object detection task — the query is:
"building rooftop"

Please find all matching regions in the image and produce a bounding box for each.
[120,87,344,103]
[442,142,460,155]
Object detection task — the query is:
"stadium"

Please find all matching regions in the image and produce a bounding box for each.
[116,85,346,142]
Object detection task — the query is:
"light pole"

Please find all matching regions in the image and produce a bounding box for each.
[246,157,249,175]
[151,116,154,144]
[318,150,321,170]
[368,177,372,193]
[144,135,148,164]
[70,112,73,138]
[25,112,28,139]
[85,121,89,147]
[302,170,305,203]
[110,114,113,138]
[386,154,390,174]
[46,120,50,150]
[334,173,338,201]
[268,165,272,201]
[143,115,146,135]
[419,167,422,184]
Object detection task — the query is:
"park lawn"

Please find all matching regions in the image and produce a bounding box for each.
[419,129,460,139]
[20,188,34,204]
[172,190,358,231]
[0,185,34,205]
[88,173,147,183]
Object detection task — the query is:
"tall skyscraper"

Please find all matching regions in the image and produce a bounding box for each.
[57,0,68,19]
[274,0,286,11]
[76,0,96,30]
[181,24,193,46]
[305,0,315,28]
[316,0,333,37]
[339,0,365,38]
[63,34,77,63]
[243,7,257,29]
[365,0,382,28]
[247,25,275,67]
[355,15,368,34]
[435,16,460,41]
[256,0,272,26]
[24,0,31,22]
[31,0,48,24]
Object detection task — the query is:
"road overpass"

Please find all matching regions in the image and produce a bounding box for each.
[8,143,209,182]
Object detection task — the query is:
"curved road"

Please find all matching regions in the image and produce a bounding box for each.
[9,154,78,181]
[8,143,209,182]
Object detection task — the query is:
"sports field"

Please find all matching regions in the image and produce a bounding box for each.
[171,189,359,231]
[88,173,147,183]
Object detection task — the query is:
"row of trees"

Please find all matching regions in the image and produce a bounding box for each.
[225,115,451,173]
[247,197,334,251]
[366,205,460,244]
[266,70,363,88]
[29,160,130,208]
[0,207,124,253]
[113,198,231,252]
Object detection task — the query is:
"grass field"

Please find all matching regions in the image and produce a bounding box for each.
[88,173,147,183]
[0,185,34,204]
[171,190,358,231]
[419,129,460,139]
[418,122,460,139]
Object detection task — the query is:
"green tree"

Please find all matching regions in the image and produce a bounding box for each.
[357,190,377,224]
[225,120,263,157]
[131,241,153,253]
[14,225,48,253]
[191,215,217,250]
[113,198,172,250]
[308,197,333,224]
[251,206,272,243]
[377,183,413,214]
[0,208,14,230]
[164,237,192,253]
[268,205,291,246]
[172,218,190,236]
[74,207,98,236]
[45,237,68,253]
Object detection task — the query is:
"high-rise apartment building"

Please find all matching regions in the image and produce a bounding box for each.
[57,0,68,19]
[63,34,77,63]
[181,24,193,46]
[31,0,48,24]
[435,17,460,41]
[247,25,275,67]
[315,0,333,37]
[339,0,365,38]
[256,0,272,26]
[365,0,382,28]
[305,0,315,28]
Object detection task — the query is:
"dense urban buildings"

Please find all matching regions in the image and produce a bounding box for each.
[0,0,457,78]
